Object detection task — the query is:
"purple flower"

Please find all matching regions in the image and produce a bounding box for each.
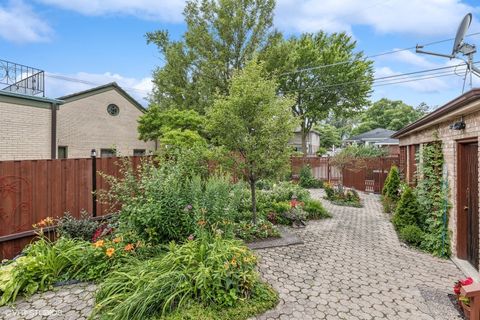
[184,204,193,211]
[187,234,194,241]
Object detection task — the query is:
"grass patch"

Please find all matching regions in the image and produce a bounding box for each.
[160,282,278,320]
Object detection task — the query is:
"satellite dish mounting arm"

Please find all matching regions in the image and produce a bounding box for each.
[415,45,455,59]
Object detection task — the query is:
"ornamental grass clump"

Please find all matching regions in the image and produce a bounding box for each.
[93,235,264,320]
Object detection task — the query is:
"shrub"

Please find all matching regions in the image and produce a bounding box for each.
[234,220,280,241]
[299,166,323,188]
[303,199,331,219]
[399,225,424,247]
[382,166,401,212]
[392,187,422,231]
[56,211,99,241]
[324,182,335,199]
[93,236,263,319]
[324,183,362,207]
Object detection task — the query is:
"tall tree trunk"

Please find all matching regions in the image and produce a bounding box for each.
[250,177,257,225]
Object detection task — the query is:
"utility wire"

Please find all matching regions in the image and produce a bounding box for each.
[279,32,480,76]
[281,62,474,93]
[45,73,151,95]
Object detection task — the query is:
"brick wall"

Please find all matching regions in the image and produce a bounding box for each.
[57,89,155,158]
[0,101,51,160]
[398,110,480,261]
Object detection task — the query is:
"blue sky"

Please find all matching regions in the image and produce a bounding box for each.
[1,0,480,108]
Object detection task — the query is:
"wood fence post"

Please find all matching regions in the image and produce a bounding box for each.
[91,149,97,217]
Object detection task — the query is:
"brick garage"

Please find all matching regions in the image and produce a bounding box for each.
[0,82,156,161]
[393,89,480,271]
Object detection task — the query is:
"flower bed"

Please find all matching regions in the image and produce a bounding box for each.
[323,182,362,208]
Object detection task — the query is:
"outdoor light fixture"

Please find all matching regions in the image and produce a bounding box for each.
[91,149,97,157]
[450,118,466,130]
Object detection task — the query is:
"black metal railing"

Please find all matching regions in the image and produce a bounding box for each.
[0,59,45,97]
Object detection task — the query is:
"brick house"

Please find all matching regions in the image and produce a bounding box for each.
[0,82,156,160]
[392,88,480,272]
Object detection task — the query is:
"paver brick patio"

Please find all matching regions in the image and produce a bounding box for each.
[0,189,467,319]
[253,189,465,320]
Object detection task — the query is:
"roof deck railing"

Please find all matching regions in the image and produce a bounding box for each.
[0,59,45,97]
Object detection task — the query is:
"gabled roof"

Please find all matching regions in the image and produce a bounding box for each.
[347,128,396,141]
[57,82,146,113]
[392,88,480,138]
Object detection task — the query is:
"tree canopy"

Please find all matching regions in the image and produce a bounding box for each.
[261,31,373,155]
[350,99,429,136]
[138,107,207,148]
[207,60,296,223]
[147,0,277,114]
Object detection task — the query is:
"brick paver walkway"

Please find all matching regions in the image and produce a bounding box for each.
[254,190,465,320]
[0,190,466,319]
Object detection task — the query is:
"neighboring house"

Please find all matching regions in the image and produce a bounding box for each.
[345,128,399,155]
[289,128,321,156]
[0,68,155,160]
[392,88,480,272]
[0,91,63,160]
[57,83,156,158]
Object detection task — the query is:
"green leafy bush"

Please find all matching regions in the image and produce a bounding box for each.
[323,183,362,207]
[299,166,323,188]
[399,225,424,247]
[382,166,401,213]
[303,199,331,219]
[56,211,99,241]
[93,236,263,319]
[392,187,422,231]
[234,220,280,241]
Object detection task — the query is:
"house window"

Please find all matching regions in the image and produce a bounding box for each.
[58,146,68,159]
[107,104,120,116]
[134,149,146,156]
[101,148,117,158]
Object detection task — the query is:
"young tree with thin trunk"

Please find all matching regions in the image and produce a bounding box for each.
[207,60,297,224]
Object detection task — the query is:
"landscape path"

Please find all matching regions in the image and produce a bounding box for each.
[253,189,465,320]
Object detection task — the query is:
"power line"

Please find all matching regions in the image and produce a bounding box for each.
[281,62,472,94]
[45,73,151,95]
[279,32,480,77]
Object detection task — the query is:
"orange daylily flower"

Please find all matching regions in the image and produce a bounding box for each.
[94,240,105,248]
[124,243,134,251]
[106,247,115,257]
[113,237,122,243]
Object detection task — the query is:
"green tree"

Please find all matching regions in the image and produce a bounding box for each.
[314,124,342,149]
[382,165,401,213]
[207,60,296,224]
[392,187,422,231]
[138,107,207,149]
[261,32,373,156]
[147,0,276,113]
[351,99,428,136]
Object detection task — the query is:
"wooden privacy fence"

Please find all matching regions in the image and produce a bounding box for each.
[291,156,400,193]
[0,156,146,259]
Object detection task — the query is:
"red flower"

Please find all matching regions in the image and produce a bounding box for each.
[461,277,474,286]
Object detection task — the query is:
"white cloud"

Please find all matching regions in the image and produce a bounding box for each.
[275,0,479,36]
[0,1,52,43]
[45,71,153,105]
[36,0,185,22]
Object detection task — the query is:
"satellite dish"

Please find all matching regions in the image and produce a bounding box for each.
[416,13,479,92]
[452,13,472,55]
